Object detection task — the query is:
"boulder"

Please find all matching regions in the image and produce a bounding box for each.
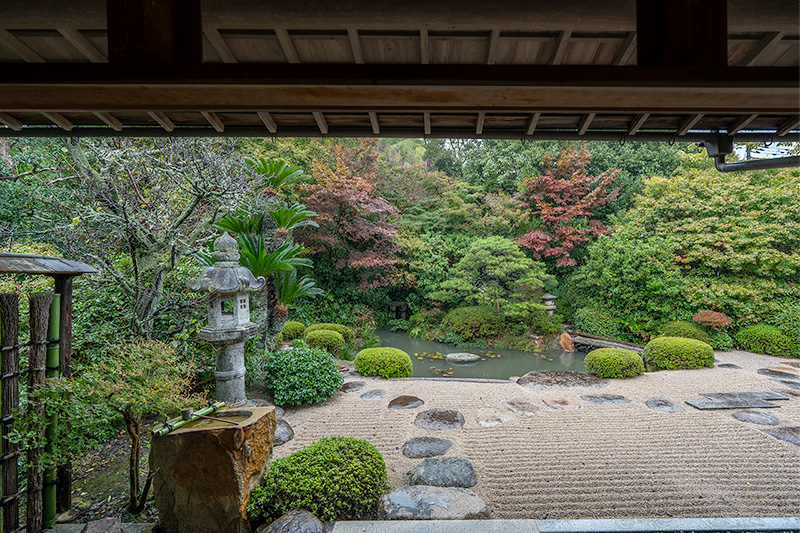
[558,332,575,352]
[410,457,477,488]
[382,485,489,520]
[150,407,276,533]
[445,352,481,364]
[414,409,465,430]
[255,509,326,533]
[274,419,294,446]
[401,437,453,458]
[81,518,121,533]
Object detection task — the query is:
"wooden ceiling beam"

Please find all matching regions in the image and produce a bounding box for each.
[740,31,786,66]
[312,111,328,134]
[676,113,704,136]
[486,30,500,65]
[727,113,758,135]
[147,111,174,132]
[423,112,431,135]
[201,111,225,132]
[476,112,485,134]
[41,111,72,131]
[549,30,572,65]
[627,113,649,135]
[525,112,541,135]
[613,32,636,65]
[0,112,22,131]
[348,29,364,64]
[58,29,106,63]
[204,28,237,63]
[0,29,45,62]
[275,29,301,63]
[257,111,277,133]
[578,112,595,135]
[420,30,429,65]
[776,115,800,136]
[368,111,379,135]
[93,111,123,131]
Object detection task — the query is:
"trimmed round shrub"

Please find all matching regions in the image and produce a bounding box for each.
[354,347,413,378]
[658,320,709,343]
[248,436,388,523]
[643,336,715,371]
[281,320,306,341]
[442,306,502,340]
[584,348,645,379]
[305,329,345,355]
[305,323,355,342]
[573,307,622,339]
[735,324,799,358]
[264,347,344,406]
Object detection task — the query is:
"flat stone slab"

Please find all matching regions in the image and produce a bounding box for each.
[760,426,800,447]
[402,437,453,458]
[502,399,539,416]
[445,352,481,364]
[645,397,685,414]
[781,361,800,368]
[580,393,631,406]
[732,410,780,426]
[410,457,477,488]
[255,509,326,533]
[517,371,608,390]
[274,419,294,446]
[360,389,386,400]
[389,395,424,409]
[381,486,489,520]
[716,363,741,369]
[543,398,580,410]
[686,391,789,410]
[476,407,513,427]
[758,368,800,380]
[342,381,366,392]
[771,378,800,390]
[415,409,465,430]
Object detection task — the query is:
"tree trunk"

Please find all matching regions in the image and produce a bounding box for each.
[123,411,142,514]
[132,267,166,338]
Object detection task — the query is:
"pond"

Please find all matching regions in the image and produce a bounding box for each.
[377,329,588,380]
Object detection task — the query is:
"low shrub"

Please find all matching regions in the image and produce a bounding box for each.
[573,307,622,339]
[281,321,306,341]
[692,310,732,330]
[264,347,344,406]
[305,329,345,355]
[584,348,645,379]
[735,324,799,358]
[248,436,388,523]
[643,336,715,371]
[527,309,562,335]
[305,323,355,342]
[442,306,502,340]
[708,330,734,351]
[658,320,710,343]
[354,347,413,378]
[768,305,800,346]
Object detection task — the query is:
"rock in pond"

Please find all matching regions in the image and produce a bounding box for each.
[382,486,489,520]
[445,352,481,364]
[255,509,326,533]
[410,457,477,488]
[402,437,453,458]
[414,409,465,430]
[274,419,294,446]
[388,395,424,409]
[517,371,608,390]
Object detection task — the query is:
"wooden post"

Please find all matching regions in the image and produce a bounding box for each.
[27,292,53,533]
[43,294,60,528]
[0,293,20,532]
[53,276,73,513]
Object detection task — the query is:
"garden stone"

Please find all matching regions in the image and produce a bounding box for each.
[381,486,489,520]
[274,419,294,446]
[389,395,424,409]
[686,391,788,410]
[360,389,386,400]
[517,371,608,390]
[402,437,453,458]
[414,409,465,430]
[645,397,684,414]
[760,426,800,447]
[771,379,800,390]
[81,518,121,533]
[558,332,575,352]
[732,410,780,426]
[476,407,513,427]
[581,393,631,406]
[758,368,800,380]
[255,509,326,533]
[410,457,477,488]
[275,406,285,420]
[502,399,539,416]
[781,361,800,368]
[446,352,481,364]
[543,398,580,410]
[341,381,366,392]
[716,363,742,369]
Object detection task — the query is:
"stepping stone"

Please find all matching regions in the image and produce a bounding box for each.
[402,437,453,458]
[256,509,325,533]
[275,406,285,420]
[342,381,366,392]
[360,389,386,400]
[414,409,465,430]
[716,363,741,369]
[759,426,800,447]
[274,419,294,446]
[543,398,580,410]
[645,397,684,414]
[686,391,789,410]
[517,371,608,390]
[732,410,780,426]
[772,388,800,398]
[581,393,631,406]
[502,399,539,417]
[770,379,800,390]
[769,365,799,373]
[475,407,513,427]
[758,368,800,380]
[389,395,424,409]
[410,457,477,488]
[780,361,800,369]
[446,352,481,364]
[381,486,489,520]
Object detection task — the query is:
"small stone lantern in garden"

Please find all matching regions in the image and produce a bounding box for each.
[542,293,557,315]
[188,232,265,405]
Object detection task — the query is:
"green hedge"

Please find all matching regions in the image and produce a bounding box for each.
[642,336,714,371]
[442,306,502,340]
[708,330,734,351]
[584,348,645,379]
[354,347,413,378]
[248,436,388,523]
[658,320,709,343]
[281,321,306,341]
[573,307,622,339]
[264,347,344,406]
[305,329,345,355]
[768,305,800,346]
[305,323,355,342]
[735,324,799,358]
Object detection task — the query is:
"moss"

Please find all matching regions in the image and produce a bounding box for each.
[735,324,799,358]
[658,320,709,343]
[354,347,413,378]
[305,323,355,342]
[642,336,714,371]
[264,347,343,406]
[305,329,345,355]
[584,348,644,378]
[281,321,306,341]
[442,306,502,340]
[248,436,388,523]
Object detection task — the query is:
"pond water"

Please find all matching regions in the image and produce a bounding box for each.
[377,330,588,380]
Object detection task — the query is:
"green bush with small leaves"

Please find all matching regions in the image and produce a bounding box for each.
[264,347,344,406]
[281,321,306,341]
[305,329,345,355]
[658,320,709,343]
[248,436,388,523]
[735,324,799,358]
[527,309,563,335]
[354,347,413,378]
[305,323,355,342]
[442,306,502,340]
[573,307,622,339]
[708,330,734,351]
[768,305,800,347]
[584,348,645,379]
[643,336,714,371]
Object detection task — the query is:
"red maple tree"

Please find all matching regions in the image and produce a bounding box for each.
[515,145,619,267]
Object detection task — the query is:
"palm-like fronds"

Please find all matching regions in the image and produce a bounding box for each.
[275,269,324,305]
[246,158,310,191]
[215,210,264,235]
[269,202,319,232]
[238,235,312,279]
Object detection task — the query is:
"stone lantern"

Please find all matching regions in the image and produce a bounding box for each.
[188,232,265,405]
[542,293,557,315]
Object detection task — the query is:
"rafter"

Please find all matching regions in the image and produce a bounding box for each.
[368,112,379,135]
[578,112,595,135]
[525,112,541,135]
[486,30,500,65]
[727,113,758,135]
[147,111,174,132]
[58,29,106,63]
[740,31,785,66]
[423,112,431,135]
[420,29,429,65]
[275,29,300,63]
[676,113,704,136]
[257,111,277,133]
[549,30,572,65]
[348,29,364,64]
[312,111,328,134]
[0,112,22,131]
[613,32,637,65]
[204,28,237,63]
[201,111,225,132]
[41,112,72,131]
[476,112,485,134]
[776,115,800,136]
[627,113,649,135]
[93,111,123,131]
[0,29,44,62]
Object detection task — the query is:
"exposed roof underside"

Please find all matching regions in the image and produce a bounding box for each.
[0,253,97,276]
[0,0,798,141]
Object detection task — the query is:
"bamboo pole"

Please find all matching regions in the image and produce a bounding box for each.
[0,293,20,532]
[152,402,226,437]
[43,294,60,529]
[53,275,73,514]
